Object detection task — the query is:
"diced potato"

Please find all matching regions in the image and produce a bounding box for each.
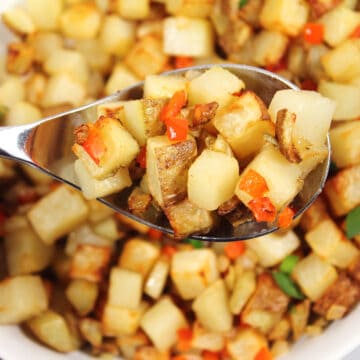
[108,267,143,309]
[88,199,114,223]
[188,149,239,210]
[188,66,245,108]
[319,6,360,47]
[329,121,360,168]
[79,318,102,347]
[105,63,140,95]
[74,159,132,200]
[192,279,232,332]
[65,279,99,316]
[235,144,303,210]
[26,0,63,30]
[287,44,307,78]
[73,117,139,180]
[140,297,188,351]
[163,16,214,57]
[226,328,267,360]
[214,91,274,159]
[171,248,219,300]
[318,80,360,120]
[146,135,197,207]
[271,340,290,358]
[300,195,330,232]
[125,35,168,79]
[69,244,111,282]
[245,231,300,267]
[0,275,48,324]
[268,318,291,341]
[6,42,34,75]
[122,98,166,145]
[25,72,47,106]
[2,7,36,35]
[324,164,360,216]
[0,77,25,107]
[60,2,101,39]
[133,346,170,360]
[116,213,150,234]
[165,198,214,238]
[144,74,188,99]
[28,31,63,63]
[27,185,89,244]
[259,0,309,36]
[5,101,41,126]
[289,300,310,340]
[92,217,119,241]
[166,0,214,17]
[117,0,150,19]
[26,310,79,352]
[44,48,89,85]
[119,238,160,277]
[42,73,86,107]
[191,321,225,352]
[5,223,53,276]
[292,253,338,301]
[306,219,359,268]
[117,332,150,359]
[100,15,136,57]
[229,271,256,315]
[321,39,360,82]
[144,258,170,299]
[252,30,289,67]
[242,273,289,334]
[103,302,148,336]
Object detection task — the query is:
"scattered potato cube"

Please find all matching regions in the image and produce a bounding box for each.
[140,297,188,351]
[119,238,160,277]
[79,318,102,347]
[117,0,150,19]
[26,0,63,30]
[28,31,63,64]
[108,267,143,309]
[289,300,310,340]
[171,249,219,300]
[66,279,99,316]
[268,318,291,341]
[191,321,225,352]
[0,275,48,324]
[116,332,150,359]
[292,253,338,301]
[91,217,119,241]
[166,0,214,17]
[25,73,47,106]
[143,74,188,99]
[299,195,330,232]
[260,0,309,36]
[192,279,233,332]
[105,64,140,95]
[2,7,36,35]
[70,244,111,282]
[188,66,245,108]
[144,258,170,299]
[0,77,25,107]
[88,200,114,223]
[6,101,42,126]
[26,310,79,352]
[6,42,34,75]
[163,16,214,57]
[60,2,101,39]
[324,164,360,216]
[100,15,136,57]
[245,231,300,267]
[27,185,89,244]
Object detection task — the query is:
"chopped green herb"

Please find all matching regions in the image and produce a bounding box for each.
[345,206,360,239]
[238,0,249,9]
[272,271,305,300]
[185,239,204,249]
[279,255,299,274]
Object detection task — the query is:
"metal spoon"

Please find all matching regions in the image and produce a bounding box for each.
[0,64,330,241]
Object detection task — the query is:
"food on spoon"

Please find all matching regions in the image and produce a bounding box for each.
[72,67,334,238]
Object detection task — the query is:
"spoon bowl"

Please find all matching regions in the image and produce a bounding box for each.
[0,64,330,241]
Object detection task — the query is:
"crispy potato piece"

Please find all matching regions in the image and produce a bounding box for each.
[144,257,170,299]
[2,7,35,35]
[117,0,150,20]
[289,300,310,340]
[348,255,360,285]
[117,331,150,359]
[268,318,291,341]
[79,318,102,347]
[134,346,169,360]
[6,42,34,75]
[191,321,225,352]
[26,0,63,31]
[128,187,152,215]
[299,195,330,232]
[307,0,341,17]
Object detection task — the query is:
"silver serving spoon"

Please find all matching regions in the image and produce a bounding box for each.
[0,64,330,241]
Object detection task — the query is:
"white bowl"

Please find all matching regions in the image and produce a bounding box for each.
[1,1,360,359]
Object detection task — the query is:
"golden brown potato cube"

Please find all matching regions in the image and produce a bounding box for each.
[116,0,150,19]
[26,310,79,353]
[289,300,310,340]
[79,318,102,347]
[171,248,219,300]
[214,91,274,160]
[27,185,89,245]
[144,258,170,299]
[133,346,170,360]
[324,164,360,216]
[65,279,99,316]
[268,318,291,341]
[6,42,34,75]
[0,275,48,324]
[226,328,267,360]
[91,216,119,241]
[5,223,54,276]
[260,0,309,36]
[70,244,111,282]
[117,332,149,359]
[125,35,168,79]
[60,2,101,39]
[292,253,338,301]
[242,273,289,334]
[28,31,63,63]
[299,195,330,232]
[140,297,188,351]
[0,77,25,107]
[144,74,188,99]
[191,321,225,352]
[313,273,360,320]
[25,72,47,106]
[165,198,214,239]
[2,7,35,35]
[146,135,197,207]
[105,64,140,95]
[6,101,42,126]
[88,199,114,223]
[26,0,63,31]
[166,0,214,17]
[329,121,360,168]
[118,237,160,277]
